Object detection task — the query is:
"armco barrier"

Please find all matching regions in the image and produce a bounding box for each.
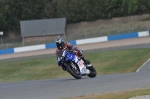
[45,43,56,49]
[14,44,45,53]
[107,32,138,41]
[45,40,76,49]
[68,40,76,46]
[0,31,149,55]
[0,48,14,55]
[138,31,149,37]
[76,36,108,45]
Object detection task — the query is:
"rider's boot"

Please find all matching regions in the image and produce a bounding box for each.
[85,69,90,75]
[81,57,92,68]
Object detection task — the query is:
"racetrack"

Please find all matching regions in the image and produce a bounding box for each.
[0,72,150,99]
[0,37,150,99]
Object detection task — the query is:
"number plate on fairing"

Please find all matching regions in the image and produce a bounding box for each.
[77,60,86,74]
[77,60,84,67]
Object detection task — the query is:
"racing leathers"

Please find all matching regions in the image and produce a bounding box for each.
[56,42,89,71]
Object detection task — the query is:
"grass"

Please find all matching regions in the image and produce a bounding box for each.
[0,48,150,82]
[62,87,150,99]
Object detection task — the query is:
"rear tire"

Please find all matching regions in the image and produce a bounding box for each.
[88,66,97,78]
[66,64,81,79]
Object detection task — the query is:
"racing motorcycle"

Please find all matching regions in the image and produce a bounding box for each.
[57,50,97,79]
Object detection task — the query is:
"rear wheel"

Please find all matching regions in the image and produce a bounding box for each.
[66,62,81,79]
[88,66,97,78]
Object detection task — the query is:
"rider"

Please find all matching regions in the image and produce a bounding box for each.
[55,37,91,71]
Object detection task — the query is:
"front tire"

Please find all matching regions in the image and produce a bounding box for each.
[66,64,81,79]
[88,66,97,78]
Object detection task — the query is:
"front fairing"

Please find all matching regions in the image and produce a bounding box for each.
[76,59,87,74]
[66,52,75,61]
[58,50,87,75]
[67,54,87,75]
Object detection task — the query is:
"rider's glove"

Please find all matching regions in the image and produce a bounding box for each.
[78,50,83,56]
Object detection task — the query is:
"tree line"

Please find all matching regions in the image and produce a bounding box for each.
[0,0,149,34]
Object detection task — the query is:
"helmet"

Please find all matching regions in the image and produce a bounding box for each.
[56,38,65,50]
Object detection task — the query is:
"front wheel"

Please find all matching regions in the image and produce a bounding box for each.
[66,63,81,79]
[88,66,97,78]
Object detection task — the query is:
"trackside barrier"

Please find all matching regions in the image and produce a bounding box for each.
[138,31,149,37]
[45,40,76,49]
[76,36,108,45]
[107,32,138,41]
[0,48,14,55]
[14,44,45,53]
[45,43,56,49]
[0,31,149,55]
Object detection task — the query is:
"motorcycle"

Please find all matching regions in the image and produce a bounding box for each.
[57,50,97,79]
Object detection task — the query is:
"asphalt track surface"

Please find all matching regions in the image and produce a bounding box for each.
[0,72,150,99]
[136,58,150,72]
[0,44,150,99]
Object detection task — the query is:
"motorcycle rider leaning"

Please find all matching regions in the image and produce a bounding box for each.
[55,37,91,71]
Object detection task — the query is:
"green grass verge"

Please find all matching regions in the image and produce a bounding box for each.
[62,87,150,99]
[0,48,150,82]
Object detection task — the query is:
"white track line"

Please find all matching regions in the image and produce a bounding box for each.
[136,58,150,72]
